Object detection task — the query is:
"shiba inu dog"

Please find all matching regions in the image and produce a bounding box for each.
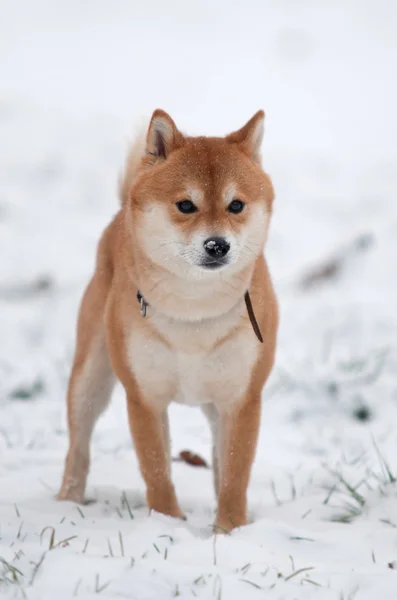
[57,109,278,532]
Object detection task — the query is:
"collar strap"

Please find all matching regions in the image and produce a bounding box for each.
[136,291,149,318]
[244,291,263,343]
[136,289,263,343]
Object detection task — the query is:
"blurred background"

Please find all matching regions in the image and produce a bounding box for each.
[1,1,397,595]
[1,0,396,423]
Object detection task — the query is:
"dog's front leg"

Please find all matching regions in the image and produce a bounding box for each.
[106,302,183,520]
[215,395,261,533]
[126,390,184,520]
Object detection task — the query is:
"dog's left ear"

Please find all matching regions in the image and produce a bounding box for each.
[146,109,184,161]
[226,110,265,164]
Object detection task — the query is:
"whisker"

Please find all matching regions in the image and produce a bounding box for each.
[151,240,185,253]
[244,243,260,257]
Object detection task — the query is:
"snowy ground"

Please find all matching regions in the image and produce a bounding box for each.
[1,1,397,598]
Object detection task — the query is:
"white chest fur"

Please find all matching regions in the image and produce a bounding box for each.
[126,301,260,410]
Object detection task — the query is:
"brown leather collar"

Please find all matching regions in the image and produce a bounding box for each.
[137,289,263,343]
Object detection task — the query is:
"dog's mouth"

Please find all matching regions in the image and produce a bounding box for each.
[198,258,230,270]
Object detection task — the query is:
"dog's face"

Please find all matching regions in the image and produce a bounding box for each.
[131,110,274,279]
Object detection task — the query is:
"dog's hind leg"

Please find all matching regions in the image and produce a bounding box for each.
[57,275,115,504]
[202,404,221,498]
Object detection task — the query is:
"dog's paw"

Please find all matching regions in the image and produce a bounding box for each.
[149,503,186,521]
[57,486,85,505]
[147,488,185,521]
[214,514,247,534]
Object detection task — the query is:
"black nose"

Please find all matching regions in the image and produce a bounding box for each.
[203,237,230,258]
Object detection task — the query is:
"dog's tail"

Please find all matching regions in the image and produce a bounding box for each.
[119,124,147,206]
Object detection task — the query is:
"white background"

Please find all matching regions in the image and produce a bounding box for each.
[1,1,397,598]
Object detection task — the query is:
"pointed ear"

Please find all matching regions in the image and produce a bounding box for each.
[226,110,265,164]
[146,109,184,160]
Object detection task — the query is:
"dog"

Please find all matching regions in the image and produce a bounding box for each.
[57,109,278,532]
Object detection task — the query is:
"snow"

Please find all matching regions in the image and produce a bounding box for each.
[1,0,397,598]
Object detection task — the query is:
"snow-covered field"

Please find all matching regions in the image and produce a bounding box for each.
[1,1,397,598]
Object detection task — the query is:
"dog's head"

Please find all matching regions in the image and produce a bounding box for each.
[130,110,274,279]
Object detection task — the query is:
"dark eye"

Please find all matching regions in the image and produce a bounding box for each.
[176,200,198,214]
[228,200,245,214]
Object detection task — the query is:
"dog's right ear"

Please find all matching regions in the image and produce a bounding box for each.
[146,109,184,161]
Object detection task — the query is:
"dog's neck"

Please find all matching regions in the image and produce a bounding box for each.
[130,247,255,323]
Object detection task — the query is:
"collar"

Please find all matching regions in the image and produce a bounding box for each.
[136,290,149,318]
[136,289,263,343]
